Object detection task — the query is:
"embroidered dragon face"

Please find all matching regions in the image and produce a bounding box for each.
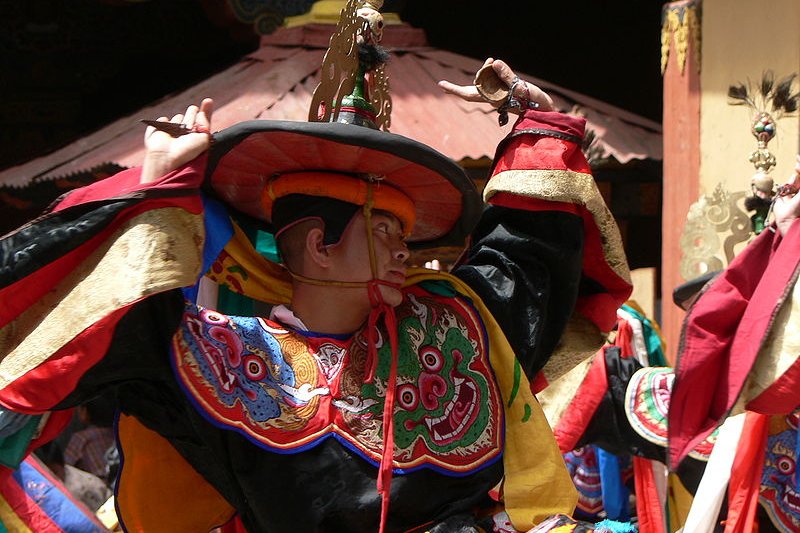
[353,291,501,458]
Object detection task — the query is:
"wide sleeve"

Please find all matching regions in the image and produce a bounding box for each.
[0,156,223,413]
[453,110,632,383]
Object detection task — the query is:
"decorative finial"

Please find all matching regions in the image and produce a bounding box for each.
[308,0,392,130]
[728,71,800,233]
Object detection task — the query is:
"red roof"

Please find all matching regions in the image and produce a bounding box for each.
[0,23,661,187]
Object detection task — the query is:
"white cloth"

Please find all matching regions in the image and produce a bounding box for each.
[270,304,309,331]
[677,413,746,533]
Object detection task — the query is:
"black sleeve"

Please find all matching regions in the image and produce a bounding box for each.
[453,205,584,380]
[54,290,185,408]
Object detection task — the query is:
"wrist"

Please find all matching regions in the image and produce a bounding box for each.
[141,152,176,184]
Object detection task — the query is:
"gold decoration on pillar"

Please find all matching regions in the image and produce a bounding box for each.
[661,0,701,75]
[679,184,750,280]
[308,0,392,131]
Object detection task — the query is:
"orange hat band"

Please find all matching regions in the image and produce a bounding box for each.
[261,172,416,236]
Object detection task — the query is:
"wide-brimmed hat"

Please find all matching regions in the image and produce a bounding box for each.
[204,119,482,249]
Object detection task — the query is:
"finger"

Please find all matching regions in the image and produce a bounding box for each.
[183,105,199,129]
[482,57,494,69]
[491,59,518,86]
[145,116,170,138]
[437,80,484,102]
[171,113,184,123]
[199,98,214,122]
[196,98,214,132]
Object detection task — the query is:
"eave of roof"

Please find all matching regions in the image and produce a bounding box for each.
[0,23,661,188]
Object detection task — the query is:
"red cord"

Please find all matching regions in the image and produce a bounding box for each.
[365,280,400,533]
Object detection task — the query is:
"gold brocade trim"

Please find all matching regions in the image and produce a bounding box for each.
[0,208,204,386]
[537,356,594,430]
[540,313,606,385]
[483,169,631,285]
[742,273,800,403]
[679,185,751,281]
[660,1,701,75]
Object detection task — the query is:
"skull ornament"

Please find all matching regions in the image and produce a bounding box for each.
[357,2,384,43]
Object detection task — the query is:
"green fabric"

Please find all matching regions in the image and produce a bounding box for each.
[217,219,281,316]
[620,304,667,366]
[216,285,255,316]
[0,415,41,469]
[418,279,457,298]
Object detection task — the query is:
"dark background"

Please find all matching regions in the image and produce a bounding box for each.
[1,0,665,171]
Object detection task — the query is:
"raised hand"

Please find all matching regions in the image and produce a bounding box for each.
[438,58,554,112]
[773,155,800,236]
[140,98,214,183]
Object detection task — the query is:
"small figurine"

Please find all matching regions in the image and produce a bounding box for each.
[728,71,799,233]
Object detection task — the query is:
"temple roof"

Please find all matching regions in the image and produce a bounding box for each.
[0,22,661,188]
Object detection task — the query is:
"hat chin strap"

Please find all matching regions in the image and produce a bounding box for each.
[285,184,400,533]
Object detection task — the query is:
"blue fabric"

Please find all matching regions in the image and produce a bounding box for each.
[595,518,638,533]
[597,447,629,521]
[11,457,109,532]
[183,195,234,303]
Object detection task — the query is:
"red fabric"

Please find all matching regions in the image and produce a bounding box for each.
[0,305,134,412]
[723,412,768,533]
[669,219,800,467]
[53,155,207,211]
[28,410,73,453]
[489,193,631,333]
[615,319,635,358]
[552,349,608,453]
[633,456,664,533]
[491,110,588,176]
[746,356,800,414]
[530,371,549,394]
[219,515,248,533]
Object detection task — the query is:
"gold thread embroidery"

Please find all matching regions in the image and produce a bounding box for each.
[0,208,203,385]
[484,169,631,285]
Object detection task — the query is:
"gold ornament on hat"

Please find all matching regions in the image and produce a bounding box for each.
[308,0,392,131]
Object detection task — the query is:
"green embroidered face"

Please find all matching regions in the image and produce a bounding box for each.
[361,293,497,455]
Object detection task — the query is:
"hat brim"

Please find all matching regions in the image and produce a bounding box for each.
[671,271,719,310]
[205,120,482,249]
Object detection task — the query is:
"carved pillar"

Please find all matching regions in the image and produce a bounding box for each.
[660,0,701,358]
